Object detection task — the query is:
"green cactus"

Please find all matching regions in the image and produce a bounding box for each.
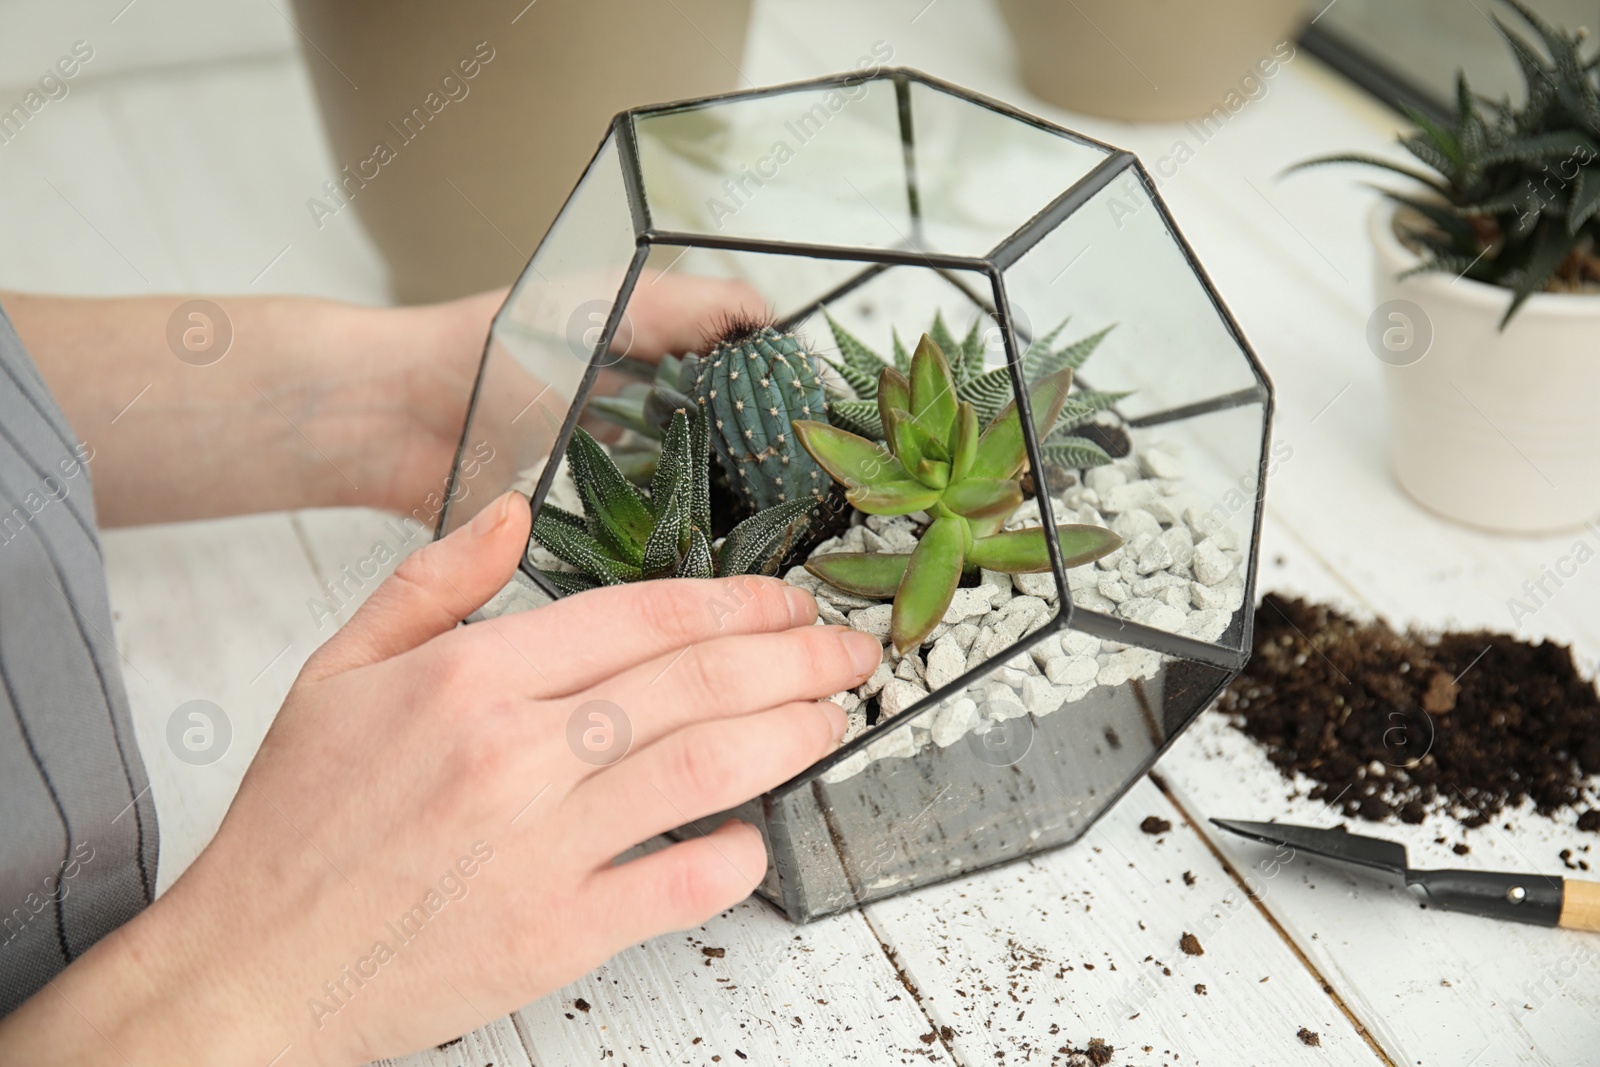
[793,334,1124,653]
[529,407,812,593]
[820,310,1130,470]
[683,320,831,511]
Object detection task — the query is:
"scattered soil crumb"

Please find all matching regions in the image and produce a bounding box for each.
[1194,983,1207,995]
[1222,595,1600,829]
[573,998,590,1013]
[1178,932,1204,957]
[1140,816,1172,835]
[1453,842,1471,855]
[702,946,726,959]
[1182,870,1196,886]
[1297,1027,1321,1047]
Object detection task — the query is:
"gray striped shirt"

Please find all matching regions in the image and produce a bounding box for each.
[0,304,159,1016]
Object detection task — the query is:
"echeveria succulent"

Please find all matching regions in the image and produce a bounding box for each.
[530,407,811,592]
[820,309,1129,470]
[793,334,1123,653]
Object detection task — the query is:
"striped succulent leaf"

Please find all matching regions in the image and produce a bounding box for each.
[828,398,884,439]
[1041,437,1114,470]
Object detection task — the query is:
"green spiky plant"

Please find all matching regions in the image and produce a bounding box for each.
[792,334,1124,653]
[529,407,812,593]
[1292,0,1600,326]
[682,320,831,509]
[820,310,1130,470]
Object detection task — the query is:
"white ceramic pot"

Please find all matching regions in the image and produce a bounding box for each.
[1369,200,1600,533]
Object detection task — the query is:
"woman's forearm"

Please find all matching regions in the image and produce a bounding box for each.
[3,291,487,526]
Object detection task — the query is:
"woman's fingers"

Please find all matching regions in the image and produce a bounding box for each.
[573,625,880,751]
[490,576,819,697]
[303,491,530,681]
[560,701,845,867]
[580,821,768,948]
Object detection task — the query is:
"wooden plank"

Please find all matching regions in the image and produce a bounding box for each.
[379,1017,534,1067]
[861,775,1386,1065]
[511,892,955,1067]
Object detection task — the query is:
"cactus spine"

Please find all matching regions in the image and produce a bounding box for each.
[684,321,830,510]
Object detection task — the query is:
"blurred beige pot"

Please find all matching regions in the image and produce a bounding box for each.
[1370,201,1600,533]
[996,0,1307,122]
[292,0,752,303]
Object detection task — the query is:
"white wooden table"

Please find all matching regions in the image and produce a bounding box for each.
[6,1,1598,1063]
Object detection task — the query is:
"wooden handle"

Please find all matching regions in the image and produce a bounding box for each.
[1560,879,1600,932]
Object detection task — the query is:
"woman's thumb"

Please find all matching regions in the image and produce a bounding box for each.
[303,491,531,679]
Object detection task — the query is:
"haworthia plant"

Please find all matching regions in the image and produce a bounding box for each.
[1292,0,1600,325]
[820,309,1129,469]
[530,408,812,592]
[793,334,1124,653]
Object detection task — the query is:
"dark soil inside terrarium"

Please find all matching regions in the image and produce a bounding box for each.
[1222,595,1600,830]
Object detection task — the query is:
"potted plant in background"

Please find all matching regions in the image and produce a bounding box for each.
[996,0,1308,122]
[1297,0,1600,532]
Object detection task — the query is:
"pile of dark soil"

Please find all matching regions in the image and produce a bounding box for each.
[1221,595,1600,829]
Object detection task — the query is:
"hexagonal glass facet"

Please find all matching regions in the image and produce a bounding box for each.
[439,69,1272,922]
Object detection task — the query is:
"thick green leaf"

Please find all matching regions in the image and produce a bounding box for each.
[827,354,879,400]
[1569,165,1600,233]
[823,310,888,391]
[846,481,945,516]
[688,404,711,535]
[531,514,641,584]
[1026,324,1114,378]
[916,458,951,490]
[1051,398,1102,435]
[969,367,1075,481]
[891,328,912,374]
[716,498,813,577]
[536,568,601,596]
[883,407,923,473]
[1041,437,1115,469]
[956,365,1016,426]
[679,528,715,579]
[928,310,960,367]
[535,503,587,531]
[806,551,910,599]
[1481,131,1600,167]
[649,411,691,518]
[1284,153,1451,194]
[950,402,979,482]
[640,481,690,579]
[1502,220,1580,326]
[940,477,1023,521]
[1020,317,1070,368]
[877,367,911,439]
[956,317,985,384]
[792,419,908,488]
[567,427,653,563]
[909,334,959,442]
[966,524,1123,573]
[891,515,966,653]
[888,408,950,469]
[829,398,885,439]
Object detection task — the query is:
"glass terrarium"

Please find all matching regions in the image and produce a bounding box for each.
[436,69,1273,923]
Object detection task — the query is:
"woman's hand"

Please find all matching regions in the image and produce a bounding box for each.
[0,491,880,1066]
[5,273,761,525]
